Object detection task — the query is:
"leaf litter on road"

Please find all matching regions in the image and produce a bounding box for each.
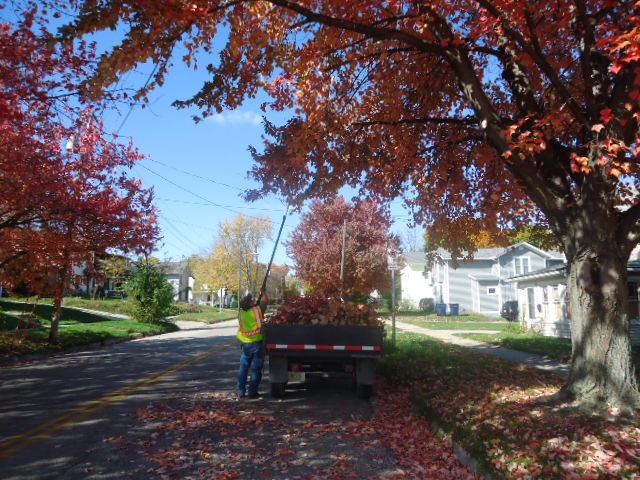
[128,379,479,479]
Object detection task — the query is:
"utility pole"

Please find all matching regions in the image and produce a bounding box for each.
[340,219,347,300]
[387,250,401,349]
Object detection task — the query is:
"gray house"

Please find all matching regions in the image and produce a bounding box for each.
[419,242,564,316]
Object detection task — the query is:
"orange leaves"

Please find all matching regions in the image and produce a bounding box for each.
[382,336,640,479]
[267,295,382,326]
[131,387,478,479]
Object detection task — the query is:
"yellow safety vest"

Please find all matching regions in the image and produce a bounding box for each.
[237,306,265,343]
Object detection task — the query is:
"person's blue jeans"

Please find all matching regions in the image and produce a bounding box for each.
[237,341,264,397]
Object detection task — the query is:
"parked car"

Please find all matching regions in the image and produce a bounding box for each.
[500,300,518,321]
[105,289,125,299]
[419,297,435,313]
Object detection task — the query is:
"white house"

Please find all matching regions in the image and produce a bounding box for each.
[400,242,565,315]
[160,260,195,303]
[398,251,435,308]
[509,259,640,345]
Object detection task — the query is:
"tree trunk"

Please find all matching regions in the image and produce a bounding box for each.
[48,294,63,345]
[559,247,640,412]
[48,267,68,345]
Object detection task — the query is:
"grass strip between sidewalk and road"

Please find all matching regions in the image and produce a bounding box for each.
[0,298,236,362]
[378,332,640,479]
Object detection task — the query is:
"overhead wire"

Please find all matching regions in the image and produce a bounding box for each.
[159,214,209,253]
[137,163,290,229]
[148,158,245,192]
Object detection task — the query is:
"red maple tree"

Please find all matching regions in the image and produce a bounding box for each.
[286,196,397,300]
[61,1,640,411]
[0,6,158,343]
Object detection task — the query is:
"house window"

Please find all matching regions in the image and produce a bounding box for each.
[487,287,497,295]
[515,257,530,275]
[527,287,536,319]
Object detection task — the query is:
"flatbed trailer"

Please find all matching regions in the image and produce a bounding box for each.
[265,323,385,399]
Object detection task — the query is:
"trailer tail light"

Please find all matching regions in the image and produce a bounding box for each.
[291,363,302,372]
[344,363,354,373]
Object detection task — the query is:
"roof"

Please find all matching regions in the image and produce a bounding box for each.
[430,242,564,262]
[403,251,427,269]
[432,247,502,261]
[506,264,567,283]
[468,274,499,282]
[403,242,565,270]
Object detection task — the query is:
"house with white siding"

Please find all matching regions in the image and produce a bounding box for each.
[397,251,435,308]
[401,242,564,315]
[159,260,195,303]
[508,257,640,345]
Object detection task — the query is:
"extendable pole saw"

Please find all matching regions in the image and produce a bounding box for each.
[256,212,287,305]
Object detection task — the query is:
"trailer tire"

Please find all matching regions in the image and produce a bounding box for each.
[270,382,286,398]
[356,384,373,399]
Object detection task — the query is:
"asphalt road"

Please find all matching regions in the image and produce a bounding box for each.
[0,320,394,480]
[0,320,239,479]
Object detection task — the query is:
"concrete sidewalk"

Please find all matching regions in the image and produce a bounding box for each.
[388,319,571,378]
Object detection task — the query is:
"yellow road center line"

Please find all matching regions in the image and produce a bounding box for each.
[0,342,231,460]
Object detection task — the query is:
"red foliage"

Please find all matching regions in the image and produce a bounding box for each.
[285,196,398,299]
[131,383,479,479]
[0,8,158,273]
[1,6,158,340]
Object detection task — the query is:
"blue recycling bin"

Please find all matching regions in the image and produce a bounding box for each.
[436,303,447,316]
[449,303,459,315]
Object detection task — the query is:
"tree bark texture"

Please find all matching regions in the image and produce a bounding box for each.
[562,248,640,411]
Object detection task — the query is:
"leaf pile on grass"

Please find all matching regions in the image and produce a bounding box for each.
[379,333,640,479]
[126,386,478,479]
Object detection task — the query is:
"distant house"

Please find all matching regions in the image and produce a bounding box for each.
[398,251,434,308]
[508,255,640,345]
[402,242,564,315]
[159,260,195,303]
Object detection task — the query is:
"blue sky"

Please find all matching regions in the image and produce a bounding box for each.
[100,58,418,268]
[2,4,418,268]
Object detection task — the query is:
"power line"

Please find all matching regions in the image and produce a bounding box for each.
[148,158,246,192]
[160,214,209,253]
[154,196,286,212]
[139,163,288,228]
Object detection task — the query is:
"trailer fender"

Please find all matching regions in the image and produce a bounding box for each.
[268,355,288,383]
[356,358,376,385]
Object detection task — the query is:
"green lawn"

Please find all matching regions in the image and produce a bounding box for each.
[0,298,176,361]
[393,310,640,371]
[0,297,239,362]
[394,311,514,330]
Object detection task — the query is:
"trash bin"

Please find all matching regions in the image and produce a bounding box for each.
[436,303,447,316]
[449,303,459,315]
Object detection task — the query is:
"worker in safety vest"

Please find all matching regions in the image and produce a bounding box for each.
[236,291,269,399]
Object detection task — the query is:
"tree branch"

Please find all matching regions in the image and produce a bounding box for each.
[353,116,477,128]
[267,0,446,55]
[477,0,590,127]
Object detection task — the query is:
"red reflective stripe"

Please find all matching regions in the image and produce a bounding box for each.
[266,344,381,351]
